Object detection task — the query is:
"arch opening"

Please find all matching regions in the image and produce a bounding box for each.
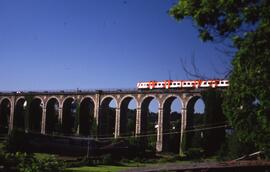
[46,98,60,134]
[120,97,136,137]
[62,97,76,135]
[163,96,182,153]
[14,98,26,130]
[0,99,11,133]
[185,92,226,155]
[194,98,205,114]
[29,98,43,132]
[79,98,95,136]
[141,96,159,150]
[98,97,116,138]
[186,96,206,152]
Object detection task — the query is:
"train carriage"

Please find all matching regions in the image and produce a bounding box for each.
[137,79,229,90]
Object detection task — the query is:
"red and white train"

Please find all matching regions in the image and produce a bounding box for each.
[137,79,229,89]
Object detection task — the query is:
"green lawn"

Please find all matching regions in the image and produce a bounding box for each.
[63,154,188,172]
[65,165,130,172]
[34,152,56,159]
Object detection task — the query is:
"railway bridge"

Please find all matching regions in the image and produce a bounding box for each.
[0,88,222,154]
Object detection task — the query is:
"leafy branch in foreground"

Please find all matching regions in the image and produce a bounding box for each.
[170,0,270,158]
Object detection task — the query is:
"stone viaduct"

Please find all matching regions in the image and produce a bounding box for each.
[0,88,220,154]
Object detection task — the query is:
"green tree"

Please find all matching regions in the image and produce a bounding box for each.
[202,90,226,156]
[170,0,270,158]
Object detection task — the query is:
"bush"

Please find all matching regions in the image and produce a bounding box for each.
[0,152,65,172]
[185,148,204,160]
[38,156,65,172]
[5,130,29,152]
[102,154,114,165]
[127,137,147,158]
[217,133,256,160]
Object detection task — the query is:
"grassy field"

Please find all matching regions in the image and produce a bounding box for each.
[64,157,186,172]
[65,165,130,172]
[63,155,218,172]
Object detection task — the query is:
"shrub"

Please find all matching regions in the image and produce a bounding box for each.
[38,156,65,172]
[102,154,114,165]
[218,133,256,160]
[185,148,204,160]
[5,130,29,152]
[0,152,65,172]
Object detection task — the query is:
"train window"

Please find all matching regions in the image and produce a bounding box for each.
[173,83,176,85]
[221,81,224,84]
[147,84,149,86]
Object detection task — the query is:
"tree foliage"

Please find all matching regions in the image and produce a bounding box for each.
[170,0,269,42]
[170,0,270,157]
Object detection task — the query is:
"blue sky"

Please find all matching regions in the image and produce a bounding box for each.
[0,0,232,92]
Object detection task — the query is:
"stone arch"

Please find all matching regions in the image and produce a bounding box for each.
[186,95,203,123]
[62,97,76,134]
[185,95,205,149]
[100,95,118,108]
[162,95,183,153]
[188,91,226,155]
[79,96,95,105]
[161,94,183,108]
[45,96,60,108]
[186,94,202,106]
[79,97,95,136]
[140,95,160,149]
[61,96,76,108]
[0,97,12,105]
[119,95,138,136]
[32,96,45,106]
[140,95,160,109]
[45,97,60,134]
[15,96,26,105]
[186,95,204,128]
[98,96,117,138]
[0,98,11,133]
[119,95,138,108]
[29,97,43,132]
[14,97,26,130]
